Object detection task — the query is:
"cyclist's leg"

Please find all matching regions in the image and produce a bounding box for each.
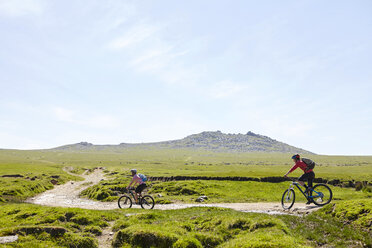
[298,174,308,188]
[299,173,311,202]
[135,184,146,202]
[308,172,315,189]
[300,172,314,204]
[134,186,140,203]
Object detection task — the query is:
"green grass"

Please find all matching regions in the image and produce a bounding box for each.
[316,199,372,231]
[0,149,371,247]
[111,207,371,248]
[1,148,370,204]
[0,202,370,247]
[0,203,119,247]
[0,163,80,202]
[278,211,372,247]
[1,149,371,180]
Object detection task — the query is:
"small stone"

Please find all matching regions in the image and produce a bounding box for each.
[50,179,58,185]
[109,232,114,235]
[196,196,208,202]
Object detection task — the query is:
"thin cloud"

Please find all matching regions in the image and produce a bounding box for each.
[107,23,160,50]
[106,18,203,86]
[209,80,248,99]
[0,0,45,17]
[131,47,190,75]
[131,45,175,66]
[52,107,121,129]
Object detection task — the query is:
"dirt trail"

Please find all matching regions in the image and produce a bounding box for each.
[97,222,115,248]
[27,169,321,215]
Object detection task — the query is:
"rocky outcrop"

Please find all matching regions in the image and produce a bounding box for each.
[52,131,313,153]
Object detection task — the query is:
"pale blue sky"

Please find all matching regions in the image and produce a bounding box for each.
[0,0,371,155]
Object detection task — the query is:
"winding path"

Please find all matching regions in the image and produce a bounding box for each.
[26,169,320,215]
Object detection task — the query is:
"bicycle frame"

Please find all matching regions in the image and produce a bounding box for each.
[288,181,323,200]
[126,188,142,202]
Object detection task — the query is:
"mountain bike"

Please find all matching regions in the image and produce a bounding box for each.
[118,187,155,209]
[281,180,332,210]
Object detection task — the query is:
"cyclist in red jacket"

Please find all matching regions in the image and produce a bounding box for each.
[284,154,315,204]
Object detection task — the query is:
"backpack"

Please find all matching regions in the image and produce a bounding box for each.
[138,173,147,182]
[302,158,315,171]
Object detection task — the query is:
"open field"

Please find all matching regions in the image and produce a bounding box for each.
[0,149,371,247]
[1,149,371,203]
[1,149,372,179]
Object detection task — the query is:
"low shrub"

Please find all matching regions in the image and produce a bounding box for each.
[15,226,67,237]
[220,229,306,248]
[194,233,222,247]
[84,225,102,236]
[71,216,92,225]
[173,237,202,248]
[58,232,98,248]
[113,225,179,248]
[112,220,130,231]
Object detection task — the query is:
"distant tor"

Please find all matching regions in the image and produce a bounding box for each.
[53,131,313,154]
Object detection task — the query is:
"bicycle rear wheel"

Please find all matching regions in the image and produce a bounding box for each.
[140,195,155,209]
[118,195,132,209]
[310,184,332,206]
[281,189,295,210]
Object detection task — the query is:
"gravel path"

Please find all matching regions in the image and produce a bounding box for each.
[27,169,320,215]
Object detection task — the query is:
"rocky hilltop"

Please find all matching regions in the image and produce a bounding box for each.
[54,131,313,154]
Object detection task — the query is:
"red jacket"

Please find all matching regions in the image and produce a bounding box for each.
[289,161,313,173]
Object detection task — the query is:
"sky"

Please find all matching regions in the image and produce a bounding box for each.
[0,0,371,155]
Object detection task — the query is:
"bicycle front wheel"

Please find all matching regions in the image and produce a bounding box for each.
[118,195,132,209]
[140,195,155,209]
[310,184,332,206]
[281,189,295,210]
